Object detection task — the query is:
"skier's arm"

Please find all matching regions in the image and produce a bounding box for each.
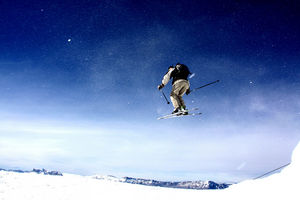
[162,68,174,86]
[158,68,174,90]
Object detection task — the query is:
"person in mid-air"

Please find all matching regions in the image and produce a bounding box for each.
[158,63,191,114]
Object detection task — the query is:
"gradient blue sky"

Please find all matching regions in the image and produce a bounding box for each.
[0,0,300,182]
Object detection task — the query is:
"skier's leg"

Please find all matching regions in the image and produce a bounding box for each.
[170,92,181,110]
[178,96,185,109]
[170,83,182,112]
[177,81,190,113]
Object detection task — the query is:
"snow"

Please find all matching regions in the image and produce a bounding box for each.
[0,142,299,200]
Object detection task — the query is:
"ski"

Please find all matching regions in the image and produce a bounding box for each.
[158,112,202,120]
[157,108,200,120]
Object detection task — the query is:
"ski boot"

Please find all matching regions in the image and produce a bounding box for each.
[172,107,182,115]
[180,106,188,115]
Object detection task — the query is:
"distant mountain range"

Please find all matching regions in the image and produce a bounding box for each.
[93,175,230,190]
[0,168,230,190]
[0,168,63,176]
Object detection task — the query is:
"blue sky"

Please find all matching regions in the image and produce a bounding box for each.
[0,0,300,182]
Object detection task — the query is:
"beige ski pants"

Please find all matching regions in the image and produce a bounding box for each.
[170,80,190,109]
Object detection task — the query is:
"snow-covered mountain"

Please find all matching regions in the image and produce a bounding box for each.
[0,168,229,190]
[0,141,299,200]
[93,175,229,189]
[0,168,63,176]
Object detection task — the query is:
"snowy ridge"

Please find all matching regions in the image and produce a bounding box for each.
[0,168,229,189]
[93,175,229,189]
[0,141,299,200]
[0,168,63,176]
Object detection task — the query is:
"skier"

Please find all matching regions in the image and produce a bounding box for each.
[158,63,191,115]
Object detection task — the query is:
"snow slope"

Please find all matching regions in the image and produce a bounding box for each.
[0,142,299,200]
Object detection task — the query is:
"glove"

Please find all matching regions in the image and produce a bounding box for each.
[158,84,164,90]
[186,88,191,95]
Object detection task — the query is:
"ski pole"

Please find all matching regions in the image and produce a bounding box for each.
[161,90,170,104]
[191,80,220,92]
